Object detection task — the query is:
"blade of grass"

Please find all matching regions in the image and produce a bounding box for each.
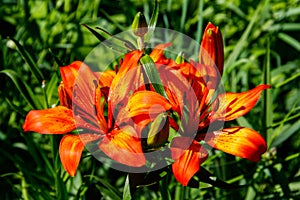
[224,0,269,71]
[271,119,300,148]
[45,73,59,106]
[278,32,300,51]
[195,0,204,59]
[0,69,43,110]
[180,0,188,32]
[9,37,44,83]
[144,0,159,43]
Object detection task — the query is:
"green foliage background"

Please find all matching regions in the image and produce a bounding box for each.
[0,0,300,199]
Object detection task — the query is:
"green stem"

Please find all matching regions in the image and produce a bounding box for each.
[50,135,60,198]
[263,38,272,144]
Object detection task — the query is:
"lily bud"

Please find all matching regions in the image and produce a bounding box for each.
[147,112,169,149]
[175,51,185,64]
[132,12,148,37]
[199,22,224,75]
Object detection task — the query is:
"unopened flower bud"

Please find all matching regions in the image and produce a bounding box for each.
[199,22,224,75]
[147,112,169,149]
[132,12,148,37]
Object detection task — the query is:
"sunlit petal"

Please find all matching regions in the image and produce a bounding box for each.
[59,134,84,177]
[212,84,270,121]
[99,126,146,167]
[23,106,75,134]
[206,127,267,162]
[171,138,208,186]
[128,91,172,118]
[108,50,144,127]
[59,61,82,99]
[150,43,171,63]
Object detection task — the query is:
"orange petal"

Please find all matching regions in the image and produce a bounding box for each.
[171,138,208,186]
[206,127,267,162]
[99,126,146,167]
[149,43,171,63]
[23,106,75,134]
[59,61,82,99]
[97,70,116,88]
[58,81,72,108]
[72,63,107,133]
[199,22,224,75]
[59,134,84,176]
[108,50,144,126]
[128,91,172,118]
[212,84,270,121]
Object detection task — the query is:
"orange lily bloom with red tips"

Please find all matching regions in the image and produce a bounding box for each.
[23,22,269,187]
[146,22,270,186]
[23,52,159,175]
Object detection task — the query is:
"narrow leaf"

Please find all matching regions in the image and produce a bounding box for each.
[278,32,300,51]
[0,69,43,109]
[144,0,159,42]
[140,54,168,99]
[271,119,300,147]
[189,167,242,189]
[123,175,132,200]
[82,24,106,41]
[9,37,44,83]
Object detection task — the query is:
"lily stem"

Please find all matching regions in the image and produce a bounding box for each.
[50,134,60,198]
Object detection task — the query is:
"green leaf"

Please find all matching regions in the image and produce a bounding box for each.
[45,73,59,106]
[271,119,300,147]
[123,175,132,200]
[83,24,136,52]
[140,54,168,99]
[128,167,169,191]
[9,37,44,83]
[278,32,300,51]
[85,175,122,200]
[0,69,43,110]
[82,24,107,42]
[224,0,268,70]
[144,0,159,42]
[188,167,242,189]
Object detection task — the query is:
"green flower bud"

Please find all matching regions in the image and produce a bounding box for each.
[132,12,148,37]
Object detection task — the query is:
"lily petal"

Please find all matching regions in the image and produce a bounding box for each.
[99,126,146,167]
[150,43,171,63]
[23,106,75,134]
[199,22,224,75]
[206,127,267,162]
[171,137,208,186]
[72,64,106,133]
[59,134,84,177]
[128,91,172,118]
[108,50,144,127]
[212,84,270,121]
[59,61,82,99]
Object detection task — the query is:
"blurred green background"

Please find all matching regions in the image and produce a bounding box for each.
[1,0,300,199]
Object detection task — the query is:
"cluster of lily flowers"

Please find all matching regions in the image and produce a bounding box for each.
[23,22,269,186]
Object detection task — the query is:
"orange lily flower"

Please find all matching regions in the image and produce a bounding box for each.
[23,22,269,187]
[23,61,83,176]
[145,22,270,186]
[23,49,175,176]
